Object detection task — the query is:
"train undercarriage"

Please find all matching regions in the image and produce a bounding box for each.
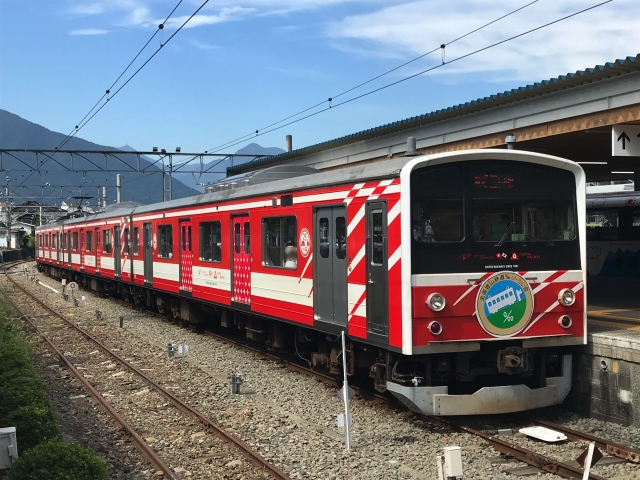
[40,262,572,416]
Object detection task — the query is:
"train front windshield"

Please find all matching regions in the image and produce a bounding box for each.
[410,160,580,274]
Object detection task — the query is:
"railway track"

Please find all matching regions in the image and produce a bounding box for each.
[2,272,291,480]
[14,265,640,479]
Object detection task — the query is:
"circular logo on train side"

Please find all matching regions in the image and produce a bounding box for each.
[475,271,534,337]
[299,228,311,258]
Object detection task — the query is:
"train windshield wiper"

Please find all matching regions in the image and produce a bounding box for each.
[496,222,515,247]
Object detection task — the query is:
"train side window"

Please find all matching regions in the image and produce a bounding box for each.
[336,216,346,260]
[72,232,78,251]
[86,231,93,252]
[124,228,130,255]
[133,227,140,255]
[52,234,57,248]
[45,235,49,247]
[586,209,619,241]
[234,223,241,254]
[158,225,173,258]
[200,221,221,262]
[244,222,250,255]
[103,229,112,254]
[370,209,384,265]
[263,216,297,268]
[63,233,67,250]
[319,218,329,258]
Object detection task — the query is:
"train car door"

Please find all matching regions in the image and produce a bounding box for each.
[314,206,347,326]
[56,231,61,263]
[80,229,85,270]
[232,215,251,304]
[179,219,193,293]
[114,225,121,277]
[143,222,153,285]
[366,202,388,336]
[95,228,101,274]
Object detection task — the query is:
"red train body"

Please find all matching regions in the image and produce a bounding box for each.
[36,150,587,415]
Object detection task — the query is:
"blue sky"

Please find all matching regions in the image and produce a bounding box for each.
[1,0,638,156]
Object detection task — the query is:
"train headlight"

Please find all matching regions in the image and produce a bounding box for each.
[426,293,446,312]
[428,321,443,335]
[558,288,575,306]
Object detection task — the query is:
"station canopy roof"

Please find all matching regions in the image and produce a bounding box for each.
[229,54,640,181]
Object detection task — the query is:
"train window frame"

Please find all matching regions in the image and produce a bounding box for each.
[103,229,112,254]
[158,224,173,259]
[72,232,79,251]
[133,227,140,256]
[262,216,298,270]
[199,221,222,263]
[86,231,93,252]
[45,234,49,247]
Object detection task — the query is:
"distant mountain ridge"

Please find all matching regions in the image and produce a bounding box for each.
[0,109,284,202]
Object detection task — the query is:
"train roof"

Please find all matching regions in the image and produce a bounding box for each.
[38,150,581,229]
[586,190,640,209]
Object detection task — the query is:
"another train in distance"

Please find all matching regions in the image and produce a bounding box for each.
[36,149,586,416]
[586,183,640,278]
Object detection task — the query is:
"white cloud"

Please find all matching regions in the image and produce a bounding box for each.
[326,0,640,83]
[158,6,255,29]
[69,28,110,35]
[186,38,218,50]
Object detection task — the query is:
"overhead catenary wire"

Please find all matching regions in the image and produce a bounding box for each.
[198,0,541,156]
[202,0,611,156]
[55,1,185,151]
[55,0,206,151]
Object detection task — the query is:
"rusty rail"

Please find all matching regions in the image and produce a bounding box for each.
[524,417,640,463]
[432,418,608,480]
[1,289,181,480]
[5,275,292,480]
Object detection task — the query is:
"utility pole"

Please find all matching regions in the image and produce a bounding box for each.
[39,203,42,227]
[169,155,173,201]
[102,186,107,207]
[5,187,12,249]
[116,174,122,203]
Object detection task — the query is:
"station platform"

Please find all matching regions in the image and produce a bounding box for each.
[568,302,640,427]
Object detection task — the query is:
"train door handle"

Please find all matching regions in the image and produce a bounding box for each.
[368,280,375,285]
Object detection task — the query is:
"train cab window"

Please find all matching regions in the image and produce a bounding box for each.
[411,165,464,242]
[133,227,140,255]
[124,228,130,255]
[86,231,93,252]
[158,225,173,259]
[263,216,297,269]
[319,218,329,258]
[103,229,112,254]
[200,221,221,262]
[72,232,78,251]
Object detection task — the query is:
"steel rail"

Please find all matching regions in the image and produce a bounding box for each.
[0,288,181,480]
[29,272,632,479]
[523,417,640,463]
[431,418,608,480]
[5,275,292,480]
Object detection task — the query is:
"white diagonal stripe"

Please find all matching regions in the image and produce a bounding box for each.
[347,204,365,236]
[388,246,401,270]
[348,245,366,276]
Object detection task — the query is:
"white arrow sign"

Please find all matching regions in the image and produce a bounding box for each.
[612,125,640,156]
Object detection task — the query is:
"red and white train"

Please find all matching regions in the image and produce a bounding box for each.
[36,149,586,415]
